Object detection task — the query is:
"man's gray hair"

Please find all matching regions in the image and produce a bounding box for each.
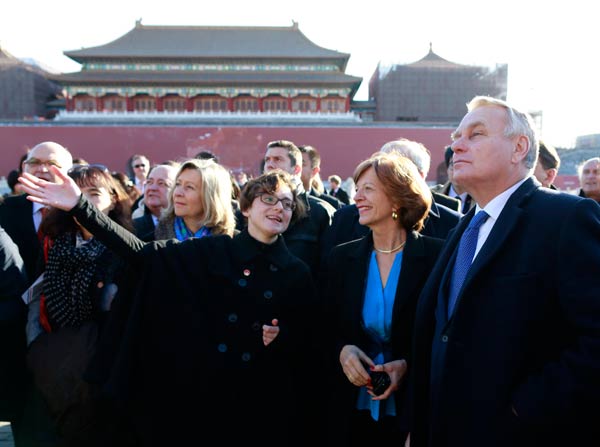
[577,157,600,179]
[467,96,539,170]
[379,138,431,177]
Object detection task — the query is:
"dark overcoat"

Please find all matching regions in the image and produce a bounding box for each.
[410,178,600,447]
[71,196,319,447]
[324,230,443,442]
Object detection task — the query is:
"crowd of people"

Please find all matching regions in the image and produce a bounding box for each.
[1,95,600,447]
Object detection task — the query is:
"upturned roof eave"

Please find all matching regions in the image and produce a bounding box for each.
[63,24,350,63]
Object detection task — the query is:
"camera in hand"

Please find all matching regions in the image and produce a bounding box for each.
[369,370,391,395]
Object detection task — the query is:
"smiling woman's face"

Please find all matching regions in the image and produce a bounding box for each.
[243,182,293,244]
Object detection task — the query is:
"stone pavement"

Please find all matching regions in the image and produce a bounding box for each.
[0,423,13,447]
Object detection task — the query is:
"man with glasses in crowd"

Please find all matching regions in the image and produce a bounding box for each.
[0,141,72,447]
[129,154,150,196]
[0,141,73,281]
[132,161,180,241]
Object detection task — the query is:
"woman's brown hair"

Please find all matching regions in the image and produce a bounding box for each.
[353,153,432,232]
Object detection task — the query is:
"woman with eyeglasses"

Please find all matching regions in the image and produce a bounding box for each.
[323,153,444,446]
[25,164,135,446]
[19,168,319,447]
[154,158,236,241]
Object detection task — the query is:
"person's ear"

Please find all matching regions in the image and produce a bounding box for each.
[546,168,558,185]
[512,135,530,164]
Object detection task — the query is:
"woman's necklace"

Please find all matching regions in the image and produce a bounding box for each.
[374,240,406,254]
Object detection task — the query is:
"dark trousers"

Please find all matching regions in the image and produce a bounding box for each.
[349,409,408,446]
[15,385,61,447]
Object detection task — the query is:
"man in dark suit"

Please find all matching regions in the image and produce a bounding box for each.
[263,140,335,275]
[410,96,600,447]
[0,141,73,283]
[132,162,179,241]
[0,141,72,447]
[298,145,344,210]
[328,174,351,205]
[321,138,462,257]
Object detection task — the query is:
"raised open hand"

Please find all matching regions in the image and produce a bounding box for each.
[19,166,82,211]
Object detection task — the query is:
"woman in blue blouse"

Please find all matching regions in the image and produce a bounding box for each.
[325,152,444,445]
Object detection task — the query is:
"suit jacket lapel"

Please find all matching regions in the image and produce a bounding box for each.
[392,231,427,318]
[454,178,538,311]
[344,234,373,322]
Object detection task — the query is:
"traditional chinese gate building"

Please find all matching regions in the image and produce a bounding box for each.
[52,21,362,118]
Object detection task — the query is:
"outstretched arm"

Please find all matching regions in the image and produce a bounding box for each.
[19,167,147,261]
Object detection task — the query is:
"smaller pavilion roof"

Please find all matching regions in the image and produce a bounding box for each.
[405,44,466,69]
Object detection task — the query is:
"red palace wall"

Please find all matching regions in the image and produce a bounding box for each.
[1,124,455,183]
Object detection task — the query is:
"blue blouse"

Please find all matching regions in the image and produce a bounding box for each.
[356,249,403,421]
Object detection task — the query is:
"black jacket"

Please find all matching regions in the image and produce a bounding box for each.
[411,179,600,447]
[132,208,156,242]
[325,231,443,443]
[0,194,42,283]
[71,196,319,447]
[281,191,335,275]
[0,225,28,421]
[329,187,351,205]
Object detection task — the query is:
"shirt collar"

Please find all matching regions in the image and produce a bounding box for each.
[32,202,46,214]
[476,177,529,221]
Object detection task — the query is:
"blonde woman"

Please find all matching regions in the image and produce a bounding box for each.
[154,158,236,240]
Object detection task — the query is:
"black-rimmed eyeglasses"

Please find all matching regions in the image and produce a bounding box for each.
[258,193,296,211]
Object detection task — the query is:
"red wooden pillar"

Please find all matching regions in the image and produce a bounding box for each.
[227,97,234,112]
[95,96,103,112]
[316,97,321,112]
[345,96,350,112]
[156,96,164,112]
[66,97,73,111]
[126,96,134,112]
[257,97,263,112]
[287,97,292,111]
[186,97,193,112]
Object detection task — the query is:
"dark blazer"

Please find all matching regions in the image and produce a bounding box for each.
[329,187,351,205]
[325,231,443,443]
[71,196,319,447]
[410,178,600,447]
[309,187,344,210]
[0,194,42,283]
[283,191,335,276]
[322,199,461,259]
[431,183,474,213]
[431,190,461,212]
[0,225,28,422]
[132,209,156,242]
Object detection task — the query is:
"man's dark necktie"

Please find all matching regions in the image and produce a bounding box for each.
[447,210,489,318]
